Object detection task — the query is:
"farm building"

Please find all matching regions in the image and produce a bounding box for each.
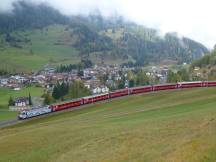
[14,97,29,107]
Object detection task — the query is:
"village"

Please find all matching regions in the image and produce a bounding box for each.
[0,64,171,111]
[0,65,170,92]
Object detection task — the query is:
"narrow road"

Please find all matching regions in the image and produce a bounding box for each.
[0,119,20,128]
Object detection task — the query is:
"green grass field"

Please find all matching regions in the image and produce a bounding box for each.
[0,25,80,72]
[0,86,44,121]
[0,110,17,121]
[0,24,133,73]
[0,88,216,162]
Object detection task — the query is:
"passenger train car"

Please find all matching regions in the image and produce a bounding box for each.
[18,81,216,119]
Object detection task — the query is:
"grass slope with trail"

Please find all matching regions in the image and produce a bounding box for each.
[0,87,216,162]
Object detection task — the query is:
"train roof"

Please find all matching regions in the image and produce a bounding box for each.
[109,88,128,93]
[205,81,216,83]
[153,83,177,86]
[130,85,152,89]
[20,106,50,113]
[51,98,82,106]
[83,93,109,99]
[177,81,202,84]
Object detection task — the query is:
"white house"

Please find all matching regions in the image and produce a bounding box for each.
[92,86,109,94]
[101,86,109,93]
[92,87,102,94]
[0,79,8,86]
[14,97,29,107]
[14,87,21,91]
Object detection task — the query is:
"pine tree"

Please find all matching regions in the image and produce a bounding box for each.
[8,96,14,106]
[52,81,70,100]
[56,82,61,97]
[61,82,67,96]
[118,80,125,89]
[52,85,60,99]
[129,79,135,87]
[29,93,32,106]
[66,83,69,94]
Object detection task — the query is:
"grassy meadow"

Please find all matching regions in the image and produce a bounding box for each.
[0,24,133,73]
[0,87,216,162]
[0,25,80,72]
[0,86,44,121]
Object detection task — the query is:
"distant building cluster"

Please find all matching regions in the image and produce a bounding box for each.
[0,64,173,93]
[2,63,177,112]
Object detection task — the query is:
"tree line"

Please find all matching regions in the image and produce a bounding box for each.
[167,69,190,83]
[43,80,91,105]
[191,49,216,69]
[56,59,93,73]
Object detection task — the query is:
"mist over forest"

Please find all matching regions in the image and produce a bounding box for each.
[0,0,209,70]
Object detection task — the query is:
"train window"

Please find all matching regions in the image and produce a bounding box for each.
[21,112,26,115]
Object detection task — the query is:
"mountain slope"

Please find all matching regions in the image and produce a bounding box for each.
[0,1,209,72]
[190,49,216,80]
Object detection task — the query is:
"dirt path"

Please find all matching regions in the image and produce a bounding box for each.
[0,119,21,128]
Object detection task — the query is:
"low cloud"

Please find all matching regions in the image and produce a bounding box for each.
[1,0,216,48]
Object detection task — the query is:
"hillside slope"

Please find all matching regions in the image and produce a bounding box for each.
[0,25,80,72]
[0,88,216,162]
[190,49,216,80]
[0,1,209,72]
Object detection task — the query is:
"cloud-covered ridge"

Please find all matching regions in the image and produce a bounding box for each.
[0,0,216,48]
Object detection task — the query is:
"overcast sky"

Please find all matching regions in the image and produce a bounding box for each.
[1,0,216,48]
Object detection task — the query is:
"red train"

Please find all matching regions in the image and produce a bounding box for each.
[109,89,129,98]
[83,93,109,104]
[153,83,177,91]
[130,86,152,94]
[51,99,83,111]
[49,81,216,112]
[177,81,203,88]
[19,81,216,119]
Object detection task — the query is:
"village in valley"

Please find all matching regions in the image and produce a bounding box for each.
[0,62,173,111]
